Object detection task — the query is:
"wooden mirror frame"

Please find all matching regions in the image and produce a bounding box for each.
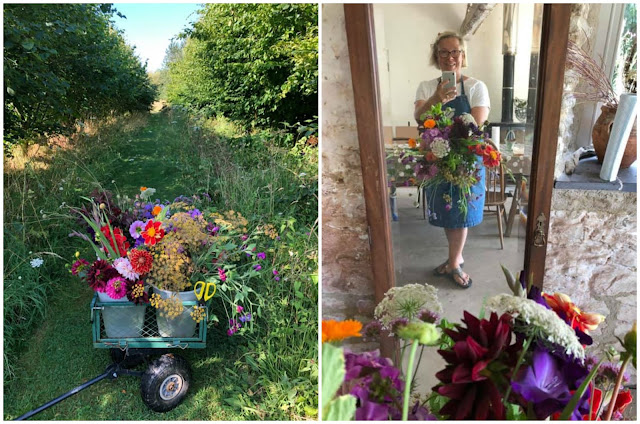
[344,4,572,357]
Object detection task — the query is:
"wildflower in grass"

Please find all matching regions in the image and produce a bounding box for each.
[128,249,153,274]
[239,313,252,323]
[126,280,149,305]
[273,269,280,281]
[141,220,165,246]
[30,258,44,268]
[322,319,362,343]
[105,276,128,299]
[71,259,90,276]
[253,264,262,271]
[237,305,244,313]
[241,234,248,241]
[113,257,140,281]
[257,252,266,260]
[87,260,119,293]
[129,221,145,239]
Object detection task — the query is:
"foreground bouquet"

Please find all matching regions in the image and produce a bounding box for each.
[322,271,635,420]
[410,103,501,217]
[70,188,269,335]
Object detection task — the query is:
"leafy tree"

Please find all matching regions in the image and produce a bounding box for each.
[3,4,157,150]
[165,4,318,130]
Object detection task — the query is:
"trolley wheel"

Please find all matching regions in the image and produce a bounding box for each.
[140,354,191,412]
[110,348,145,368]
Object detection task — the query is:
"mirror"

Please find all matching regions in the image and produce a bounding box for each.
[373,3,542,321]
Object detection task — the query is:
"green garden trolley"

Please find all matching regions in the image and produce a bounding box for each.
[15,292,208,420]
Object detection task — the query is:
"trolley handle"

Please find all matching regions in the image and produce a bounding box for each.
[90,306,104,324]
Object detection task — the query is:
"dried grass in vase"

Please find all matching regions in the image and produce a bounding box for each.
[565,39,619,108]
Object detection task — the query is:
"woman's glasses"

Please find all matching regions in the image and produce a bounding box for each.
[438,49,463,58]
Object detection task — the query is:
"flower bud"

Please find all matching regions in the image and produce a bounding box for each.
[396,322,441,346]
[99,203,106,210]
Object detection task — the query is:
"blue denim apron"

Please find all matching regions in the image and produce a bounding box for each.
[425,77,485,228]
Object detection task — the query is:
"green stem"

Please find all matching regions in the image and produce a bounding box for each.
[603,355,632,421]
[402,340,419,420]
[503,335,533,406]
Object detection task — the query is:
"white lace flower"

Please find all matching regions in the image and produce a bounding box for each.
[140,187,156,200]
[374,283,443,331]
[486,294,585,360]
[430,137,450,159]
[460,113,477,127]
[113,257,140,281]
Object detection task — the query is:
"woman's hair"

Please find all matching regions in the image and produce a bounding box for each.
[429,31,468,69]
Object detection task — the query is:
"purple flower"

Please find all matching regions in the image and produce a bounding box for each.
[129,220,145,239]
[257,252,266,260]
[362,320,382,339]
[273,269,278,276]
[511,348,589,420]
[444,203,452,211]
[188,208,202,218]
[239,313,252,323]
[218,268,227,282]
[241,234,248,241]
[274,277,280,281]
[253,264,262,271]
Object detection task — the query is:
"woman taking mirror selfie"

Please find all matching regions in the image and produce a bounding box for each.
[413,31,490,289]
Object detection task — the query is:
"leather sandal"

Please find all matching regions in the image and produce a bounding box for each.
[433,259,464,276]
[450,266,472,289]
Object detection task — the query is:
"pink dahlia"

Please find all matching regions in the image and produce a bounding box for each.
[113,257,140,281]
[105,277,128,299]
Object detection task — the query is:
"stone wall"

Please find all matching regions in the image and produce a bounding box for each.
[545,190,637,381]
[321,4,378,352]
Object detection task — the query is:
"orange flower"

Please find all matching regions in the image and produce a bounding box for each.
[408,138,417,149]
[322,319,362,343]
[425,151,437,162]
[543,292,605,333]
[140,186,147,191]
[423,119,436,129]
[152,205,163,216]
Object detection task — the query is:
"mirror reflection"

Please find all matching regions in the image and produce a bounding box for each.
[374,4,541,320]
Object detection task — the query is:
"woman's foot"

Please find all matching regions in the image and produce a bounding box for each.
[433,259,464,275]
[449,266,472,289]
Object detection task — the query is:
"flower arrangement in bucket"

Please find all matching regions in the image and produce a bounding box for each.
[411,103,501,218]
[70,187,266,337]
[321,268,636,420]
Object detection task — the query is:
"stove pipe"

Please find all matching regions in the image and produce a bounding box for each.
[501,4,518,123]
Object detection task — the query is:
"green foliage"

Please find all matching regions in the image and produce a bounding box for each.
[165,4,318,130]
[322,343,356,420]
[3,4,157,151]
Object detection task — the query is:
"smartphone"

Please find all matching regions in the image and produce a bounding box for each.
[441,71,456,92]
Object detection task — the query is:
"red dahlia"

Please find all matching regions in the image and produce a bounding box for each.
[128,249,153,274]
[433,311,522,420]
[86,259,119,293]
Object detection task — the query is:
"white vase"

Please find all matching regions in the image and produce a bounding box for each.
[97,291,146,338]
[153,287,198,338]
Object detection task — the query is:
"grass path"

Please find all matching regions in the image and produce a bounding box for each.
[3,111,262,420]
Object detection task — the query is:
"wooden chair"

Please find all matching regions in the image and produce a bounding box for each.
[484,139,508,249]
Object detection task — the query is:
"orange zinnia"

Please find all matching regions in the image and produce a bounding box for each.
[423,119,436,129]
[322,319,362,343]
[140,186,147,191]
[543,292,605,333]
[408,138,417,149]
[152,205,163,216]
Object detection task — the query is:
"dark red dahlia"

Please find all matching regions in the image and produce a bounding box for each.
[433,311,522,420]
[86,260,119,293]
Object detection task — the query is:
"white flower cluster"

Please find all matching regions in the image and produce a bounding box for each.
[30,258,44,268]
[460,113,477,127]
[430,137,450,159]
[486,294,585,360]
[374,283,443,331]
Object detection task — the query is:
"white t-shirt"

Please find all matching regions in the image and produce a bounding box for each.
[414,76,490,110]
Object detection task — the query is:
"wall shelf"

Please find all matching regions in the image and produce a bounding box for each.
[554,156,637,192]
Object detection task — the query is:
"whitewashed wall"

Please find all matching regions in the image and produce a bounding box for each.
[373,3,535,127]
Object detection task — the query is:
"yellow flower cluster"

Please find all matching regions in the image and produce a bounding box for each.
[151,293,184,319]
[257,223,279,240]
[146,237,192,292]
[190,305,206,323]
[166,212,210,250]
[209,210,249,234]
[131,283,145,299]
